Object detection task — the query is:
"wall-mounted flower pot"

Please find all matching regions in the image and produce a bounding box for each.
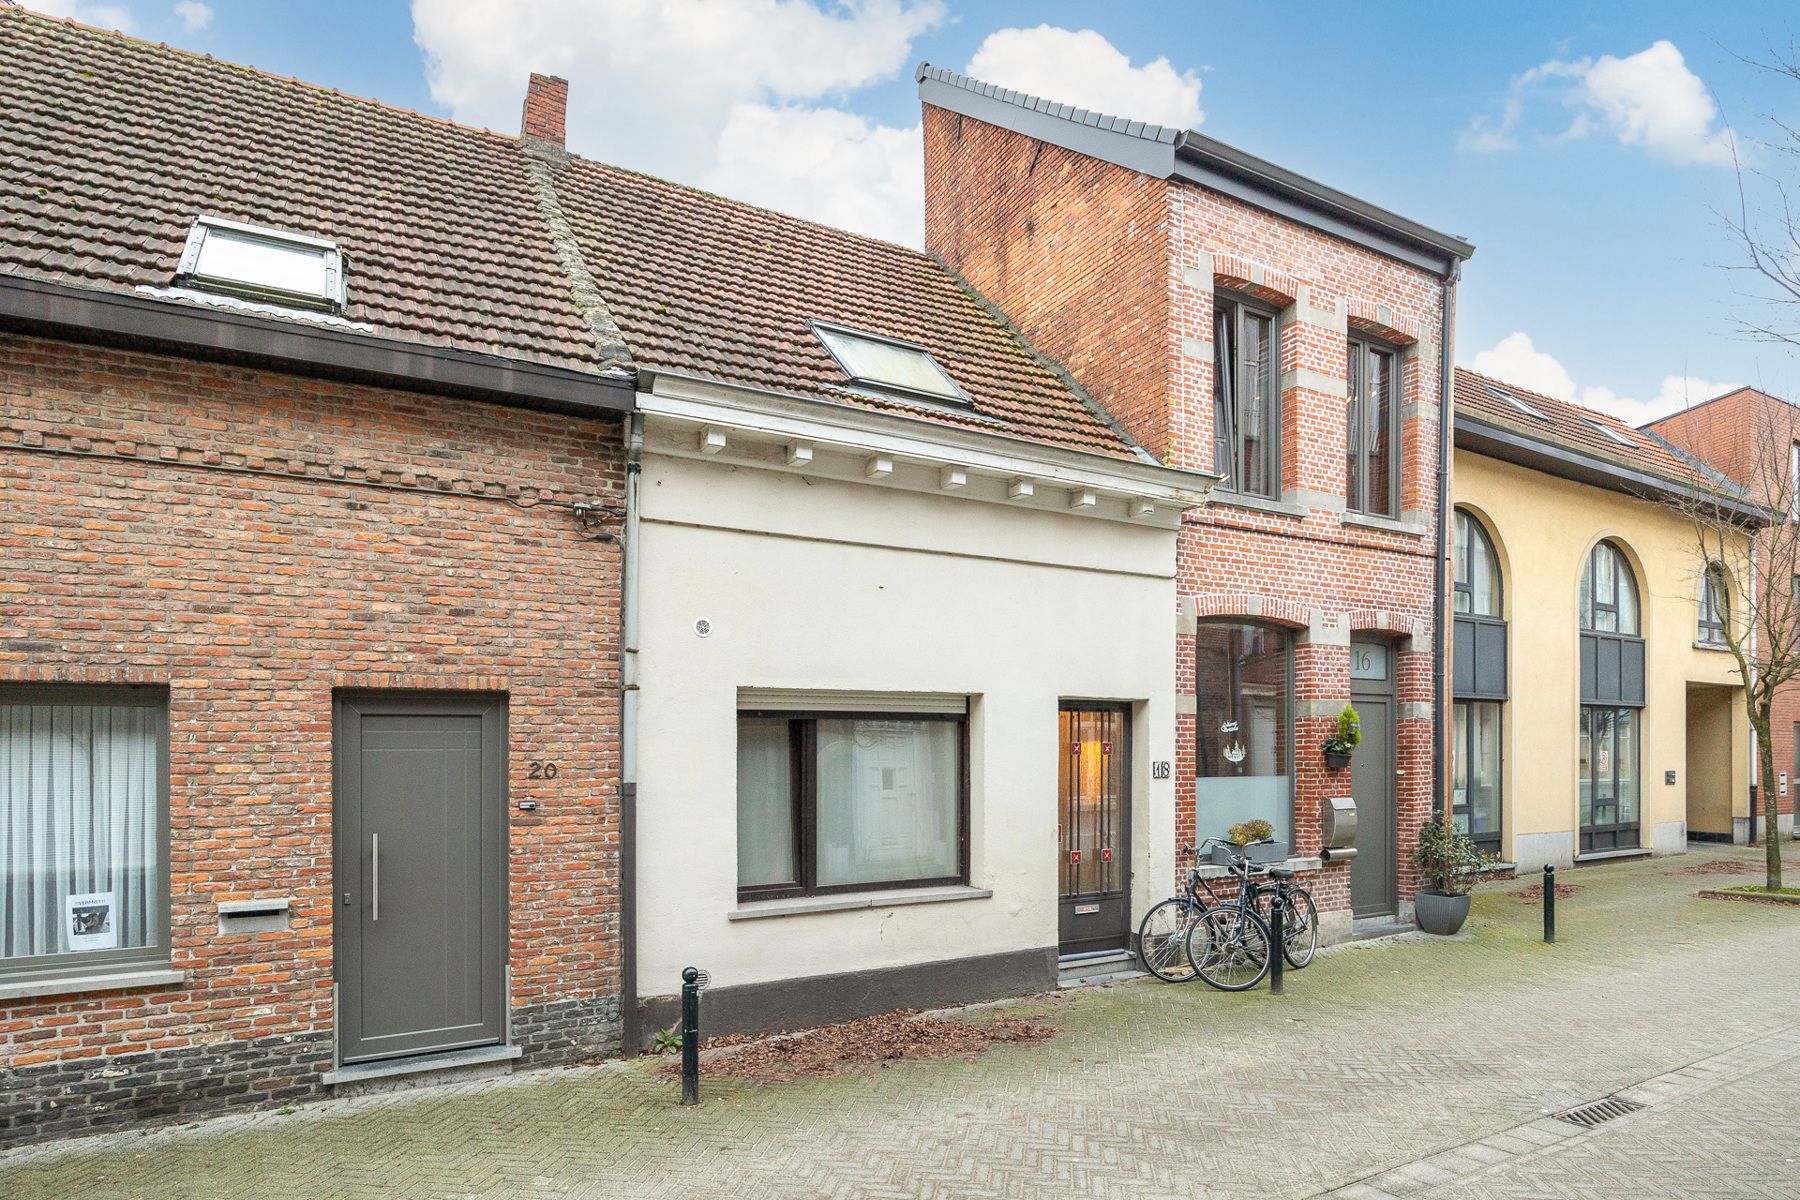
[1414,890,1471,935]
[1323,749,1353,770]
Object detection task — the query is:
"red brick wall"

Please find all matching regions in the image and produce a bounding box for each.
[926,104,1448,918]
[923,104,1173,457]
[0,333,624,1103]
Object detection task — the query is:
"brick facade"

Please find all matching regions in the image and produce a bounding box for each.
[925,104,1449,920]
[0,333,625,1145]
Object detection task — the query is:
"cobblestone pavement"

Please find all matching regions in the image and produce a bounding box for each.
[5,844,1799,1199]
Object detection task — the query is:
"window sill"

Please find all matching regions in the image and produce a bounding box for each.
[1206,491,1308,520]
[1194,856,1323,880]
[1693,640,1731,653]
[1573,848,1651,864]
[1340,511,1427,537]
[0,966,185,1002]
[728,884,993,921]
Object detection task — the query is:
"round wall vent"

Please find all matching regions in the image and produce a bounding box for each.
[694,618,714,638]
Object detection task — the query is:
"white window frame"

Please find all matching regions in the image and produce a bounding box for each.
[810,320,971,408]
[176,215,346,310]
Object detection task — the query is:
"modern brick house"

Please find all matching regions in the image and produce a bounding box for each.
[1647,385,1800,839]
[0,10,633,1143]
[917,66,1475,935]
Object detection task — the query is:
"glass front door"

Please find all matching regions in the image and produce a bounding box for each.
[1579,705,1640,853]
[1451,701,1502,856]
[1057,705,1130,955]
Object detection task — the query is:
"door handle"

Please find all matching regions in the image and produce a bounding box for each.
[372,833,380,923]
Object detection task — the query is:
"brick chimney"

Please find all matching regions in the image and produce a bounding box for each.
[521,73,568,147]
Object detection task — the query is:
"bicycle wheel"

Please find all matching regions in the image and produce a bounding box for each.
[1186,906,1272,992]
[1278,889,1319,969]
[1137,897,1202,982]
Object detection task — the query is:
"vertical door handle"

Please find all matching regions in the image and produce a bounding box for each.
[372,833,380,922]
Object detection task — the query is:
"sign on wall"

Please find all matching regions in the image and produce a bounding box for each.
[1349,644,1389,682]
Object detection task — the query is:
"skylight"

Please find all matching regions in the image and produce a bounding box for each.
[176,216,345,310]
[1483,382,1549,421]
[812,322,967,405]
[1582,417,1637,447]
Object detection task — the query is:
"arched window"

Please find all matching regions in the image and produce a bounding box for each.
[1579,541,1639,635]
[1577,540,1644,853]
[1699,565,1729,646]
[1451,508,1505,855]
[1454,509,1502,617]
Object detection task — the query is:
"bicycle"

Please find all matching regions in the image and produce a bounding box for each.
[1252,861,1319,970]
[1183,838,1274,991]
[1135,842,1213,982]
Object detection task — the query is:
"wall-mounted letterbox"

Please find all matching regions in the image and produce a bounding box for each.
[1321,796,1358,861]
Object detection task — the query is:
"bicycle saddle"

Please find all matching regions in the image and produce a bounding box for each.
[1265,867,1295,879]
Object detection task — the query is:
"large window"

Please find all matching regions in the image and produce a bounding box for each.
[1454,509,1501,618]
[1213,294,1280,498]
[1579,541,1644,853]
[1,686,168,981]
[1698,564,1729,646]
[1346,335,1400,517]
[1451,701,1502,855]
[737,711,967,901]
[1194,622,1293,846]
[1578,706,1640,853]
[1579,541,1639,635]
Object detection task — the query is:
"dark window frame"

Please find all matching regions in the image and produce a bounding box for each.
[1698,564,1729,646]
[1580,540,1640,636]
[1453,508,1503,619]
[1578,704,1641,853]
[736,709,971,903]
[1212,291,1283,499]
[0,683,172,984]
[1451,698,1503,856]
[1346,333,1403,517]
[1193,619,1297,842]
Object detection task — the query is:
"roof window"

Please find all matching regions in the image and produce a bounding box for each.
[176,216,345,310]
[1582,417,1637,447]
[1484,382,1549,421]
[812,321,968,406]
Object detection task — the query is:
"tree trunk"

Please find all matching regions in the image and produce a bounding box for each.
[1756,703,1783,890]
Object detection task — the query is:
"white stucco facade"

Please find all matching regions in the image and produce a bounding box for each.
[631,376,1208,1017]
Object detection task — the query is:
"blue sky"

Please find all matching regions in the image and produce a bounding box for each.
[39,0,1800,423]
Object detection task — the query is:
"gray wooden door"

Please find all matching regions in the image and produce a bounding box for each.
[334,694,506,1065]
[1348,697,1396,918]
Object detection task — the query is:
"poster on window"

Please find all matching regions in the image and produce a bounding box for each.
[66,891,118,952]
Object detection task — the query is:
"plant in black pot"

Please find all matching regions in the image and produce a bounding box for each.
[1411,815,1498,935]
[1322,704,1360,770]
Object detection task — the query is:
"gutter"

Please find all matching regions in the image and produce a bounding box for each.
[0,272,635,419]
[1435,263,1459,834]
[618,413,644,1055]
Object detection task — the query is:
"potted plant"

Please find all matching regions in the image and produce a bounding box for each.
[1411,815,1497,935]
[1213,818,1288,865]
[1322,704,1360,769]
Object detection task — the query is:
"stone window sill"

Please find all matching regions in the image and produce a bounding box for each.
[1693,639,1731,653]
[1340,511,1428,537]
[0,966,185,1002]
[1206,490,1308,520]
[1194,856,1323,880]
[728,884,993,921]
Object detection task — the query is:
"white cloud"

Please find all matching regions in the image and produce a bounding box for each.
[412,5,1203,247]
[704,103,923,248]
[30,0,136,32]
[1466,332,1735,425]
[173,1,212,32]
[964,26,1203,128]
[1460,40,1735,167]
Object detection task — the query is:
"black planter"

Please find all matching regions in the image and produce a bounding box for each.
[1414,890,1472,935]
[1323,749,1353,770]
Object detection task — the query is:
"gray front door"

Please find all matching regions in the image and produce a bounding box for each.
[334,694,506,1065]
[1348,695,1396,918]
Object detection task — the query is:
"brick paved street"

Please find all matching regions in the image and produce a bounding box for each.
[4,843,1798,1199]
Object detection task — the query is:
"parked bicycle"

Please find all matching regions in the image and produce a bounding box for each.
[1136,838,1318,989]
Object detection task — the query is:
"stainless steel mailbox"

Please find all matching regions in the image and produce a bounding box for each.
[1322,795,1358,860]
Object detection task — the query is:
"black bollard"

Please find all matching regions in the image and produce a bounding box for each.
[1543,864,1556,944]
[1270,893,1285,994]
[680,966,701,1106]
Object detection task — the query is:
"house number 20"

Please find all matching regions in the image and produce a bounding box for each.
[527,761,560,780]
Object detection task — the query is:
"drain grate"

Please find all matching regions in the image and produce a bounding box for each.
[1553,1095,1646,1128]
